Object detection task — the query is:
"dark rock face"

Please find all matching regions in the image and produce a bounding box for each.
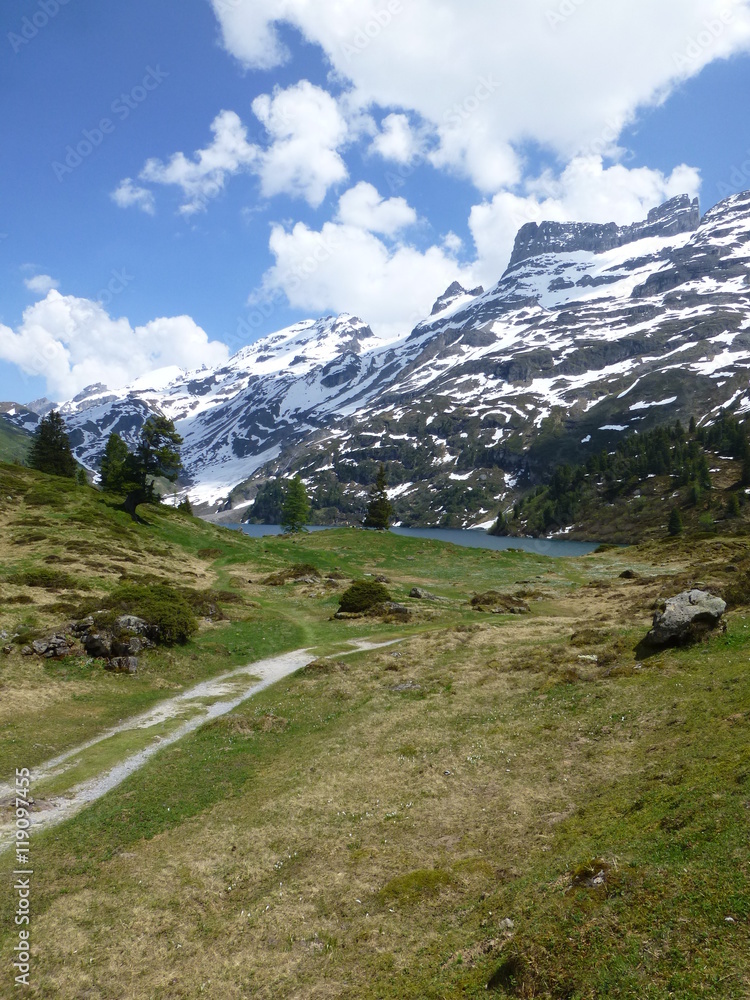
[646,590,727,646]
[83,634,112,659]
[410,587,437,600]
[507,195,700,268]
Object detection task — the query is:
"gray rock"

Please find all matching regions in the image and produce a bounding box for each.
[2,645,12,655]
[410,587,437,600]
[647,589,727,647]
[21,646,33,656]
[31,639,50,655]
[84,634,112,659]
[115,615,149,634]
[70,616,94,633]
[105,656,138,674]
[111,636,147,657]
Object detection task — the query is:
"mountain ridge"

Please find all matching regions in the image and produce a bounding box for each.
[4,189,750,524]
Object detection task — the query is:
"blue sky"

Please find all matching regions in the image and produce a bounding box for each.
[2,0,750,404]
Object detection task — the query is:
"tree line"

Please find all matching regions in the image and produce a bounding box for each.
[25,410,396,531]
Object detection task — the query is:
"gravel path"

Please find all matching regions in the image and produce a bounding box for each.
[0,640,397,852]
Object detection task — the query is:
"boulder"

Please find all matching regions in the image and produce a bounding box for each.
[111,636,147,657]
[115,615,149,635]
[410,587,437,600]
[83,634,112,658]
[646,589,727,647]
[105,656,138,674]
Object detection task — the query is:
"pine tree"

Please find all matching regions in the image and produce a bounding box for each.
[100,433,129,492]
[28,411,77,478]
[281,476,310,533]
[668,507,683,536]
[177,496,193,515]
[726,493,741,518]
[121,416,183,519]
[363,464,393,530]
[76,467,88,486]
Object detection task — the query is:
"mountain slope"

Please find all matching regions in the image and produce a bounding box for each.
[5,191,750,523]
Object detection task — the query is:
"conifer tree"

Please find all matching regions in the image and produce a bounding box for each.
[281,475,310,533]
[363,464,393,530]
[668,507,683,536]
[28,410,77,478]
[121,416,183,519]
[100,432,129,492]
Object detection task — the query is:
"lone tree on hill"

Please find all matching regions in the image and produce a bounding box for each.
[100,432,130,492]
[281,475,310,533]
[121,416,183,519]
[28,410,77,478]
[668,507,683,537]
[363,464,393,530]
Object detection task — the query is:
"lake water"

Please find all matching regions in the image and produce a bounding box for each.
[236,524,598,558]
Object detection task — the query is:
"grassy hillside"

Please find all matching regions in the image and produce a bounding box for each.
[0,416,32,464]
[1,462,749,998]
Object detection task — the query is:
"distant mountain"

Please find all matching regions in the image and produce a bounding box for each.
[4,190,750,526]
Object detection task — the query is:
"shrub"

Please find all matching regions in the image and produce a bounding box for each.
[100,583,198,645]
[7,567,81,590]
[262,563,321,586]
[338,579,392,613]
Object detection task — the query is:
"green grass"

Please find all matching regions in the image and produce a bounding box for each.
[1,462,750,997]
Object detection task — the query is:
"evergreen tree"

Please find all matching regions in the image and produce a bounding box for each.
[100,432,129,492]
[281,475,310,533]
[76,467,88,487]
[28,411,77,478]
[668,507,683,536]
[726,493,741,518]
[178,496,193,515]
[363,464,393,530]
[121,416,183,519]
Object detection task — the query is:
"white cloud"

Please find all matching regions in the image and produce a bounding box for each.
[139,110,259,215]
[24,274,59,296]
[111,178,156,215]
[115,82,350,214]
[261,219,475,341]
[210,0,750,191]
[336,182,417,236]
[251,81,349,207]
[468,156,702,285]
[0,290,229,400]
[370,113,425,164]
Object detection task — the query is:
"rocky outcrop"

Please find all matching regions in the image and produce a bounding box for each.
[646,589,727,646]
[507,195,700,268]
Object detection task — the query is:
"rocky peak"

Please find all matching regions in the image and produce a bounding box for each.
[507,194,700,270]
[430,281,485,315]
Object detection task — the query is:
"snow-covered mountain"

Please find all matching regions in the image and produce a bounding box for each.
[5,190,750,523]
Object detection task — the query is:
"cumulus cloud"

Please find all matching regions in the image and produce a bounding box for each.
[468,156,702,285]
[336,182,417,236]
[24,274,59,296]
[138,110,259,215]
[251,81,349,207]
[111,178,156,215]
[370,113,425,164]
[115,82,350,214]
[0,290,229,400]
[210,0,750,190]
[261,217,475,341]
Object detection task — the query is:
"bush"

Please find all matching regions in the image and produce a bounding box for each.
[262,563,321,586]
[100,583,198,645]
[338,579,392,613]
[7,567,81,590]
